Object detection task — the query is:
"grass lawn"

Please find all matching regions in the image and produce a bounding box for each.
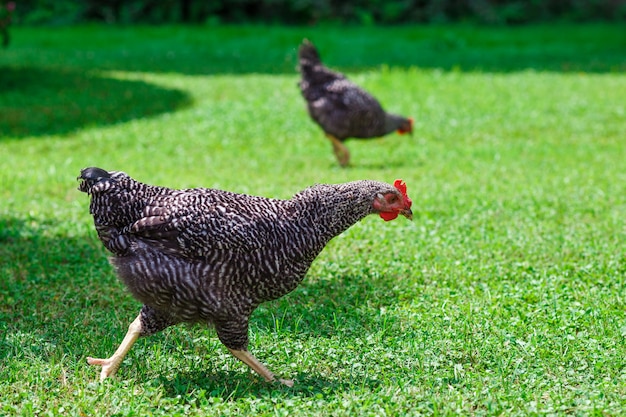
[1,23,625,416]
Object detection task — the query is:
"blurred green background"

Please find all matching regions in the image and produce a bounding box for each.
[8,0,626,26]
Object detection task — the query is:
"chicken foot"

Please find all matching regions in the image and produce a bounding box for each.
[326,134,350,167]
[228,348,294,387]
[87,314,142,381]
[87,314,293,387]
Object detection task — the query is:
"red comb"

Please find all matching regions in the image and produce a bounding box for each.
[394,179,412,208]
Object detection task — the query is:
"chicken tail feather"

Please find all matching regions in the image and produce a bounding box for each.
[298,39,321,68]
[77,167,112,194]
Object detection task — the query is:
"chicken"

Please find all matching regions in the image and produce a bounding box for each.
[298,39,413,167]
[78,167,413,386]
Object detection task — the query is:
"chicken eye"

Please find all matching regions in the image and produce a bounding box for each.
[388,195,398,203]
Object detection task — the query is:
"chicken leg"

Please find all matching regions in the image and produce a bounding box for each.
[326,134,350,167]
[87,314,142,381]
[228,348,294,387]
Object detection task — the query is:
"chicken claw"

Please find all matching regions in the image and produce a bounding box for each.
[87,356,123,381]
[87,314,143,381]
[327,134,350,167]
[278,378,294,387]
[228,348,294,387]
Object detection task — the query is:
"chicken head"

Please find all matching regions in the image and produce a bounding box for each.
[374,179,413,221]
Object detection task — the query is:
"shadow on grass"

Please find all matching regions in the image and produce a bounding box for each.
[0,67,192,139]
[0,216,119,326]
[156,369,371,400]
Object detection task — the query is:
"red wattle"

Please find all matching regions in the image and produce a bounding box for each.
[379,211,399,221]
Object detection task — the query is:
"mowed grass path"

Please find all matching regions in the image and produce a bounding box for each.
[1,24,625,416]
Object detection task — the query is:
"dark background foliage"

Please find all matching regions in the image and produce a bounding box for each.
[10,0,626,25]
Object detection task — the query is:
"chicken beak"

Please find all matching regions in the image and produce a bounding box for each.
[400,208,413,221]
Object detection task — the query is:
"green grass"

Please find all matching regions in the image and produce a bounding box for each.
[1,23,626,416]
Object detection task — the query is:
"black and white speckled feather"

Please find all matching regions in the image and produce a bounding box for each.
[78,167,409,351]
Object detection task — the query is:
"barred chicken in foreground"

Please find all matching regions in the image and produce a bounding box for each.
[298,39,413,167]
[78,167,412,386]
